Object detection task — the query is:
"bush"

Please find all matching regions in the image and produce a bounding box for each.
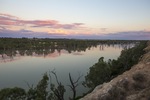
[0,87,26,100]
[132,72,146,91]
[132,82,146,91]
[108,85,126,100]
[132,72,146,82]
[84,57,111,88]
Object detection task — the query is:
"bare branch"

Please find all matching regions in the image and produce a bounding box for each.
[51,70,60,85]
[68,72,83,100]
[48,69,65,100]
[24,80,34,89]
[74,73,83,84]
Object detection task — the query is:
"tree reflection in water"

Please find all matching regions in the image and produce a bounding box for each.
[0,38,139,63]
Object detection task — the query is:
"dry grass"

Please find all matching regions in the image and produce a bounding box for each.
[132,72,146,82]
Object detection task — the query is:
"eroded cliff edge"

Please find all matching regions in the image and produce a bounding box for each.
[81,41,150,100]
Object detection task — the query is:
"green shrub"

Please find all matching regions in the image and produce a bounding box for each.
[84,57,111,88]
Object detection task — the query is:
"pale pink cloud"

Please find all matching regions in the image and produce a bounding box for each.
[0,13,84,29]
[0,28,149,40]
[0,13,19,19]
[25,20,58,27]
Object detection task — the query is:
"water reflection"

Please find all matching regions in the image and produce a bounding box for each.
[0,43,135,63]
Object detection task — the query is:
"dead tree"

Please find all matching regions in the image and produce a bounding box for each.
[49,70,66,100]
[68,73,83,100]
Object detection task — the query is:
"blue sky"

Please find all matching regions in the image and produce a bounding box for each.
[0,0,150,39]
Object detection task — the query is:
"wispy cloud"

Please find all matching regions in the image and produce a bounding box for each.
[103,31,150,40]
[0,29,67,38]
[0,26,6,30]
[0,28,149,40]
[24,20,59,27]
[0,13,84,29]
[0,13,149,40]
[100,28,107,32]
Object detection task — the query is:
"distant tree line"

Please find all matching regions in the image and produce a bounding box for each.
[0,37,141,57]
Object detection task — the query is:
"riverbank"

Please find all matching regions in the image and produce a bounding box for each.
[81,41,150,100]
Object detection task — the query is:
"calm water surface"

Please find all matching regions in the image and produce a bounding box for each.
[0,44,127,98]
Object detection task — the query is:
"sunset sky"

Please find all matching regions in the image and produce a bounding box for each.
[0,0,150,40]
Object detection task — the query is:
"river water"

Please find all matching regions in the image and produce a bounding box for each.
[0,44,131,98]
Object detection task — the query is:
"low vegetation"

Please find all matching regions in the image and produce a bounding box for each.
[84,41,147,88]
[132,72,146,91]
[0,71,82,100]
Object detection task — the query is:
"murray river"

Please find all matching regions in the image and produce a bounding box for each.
[0,43,133,99]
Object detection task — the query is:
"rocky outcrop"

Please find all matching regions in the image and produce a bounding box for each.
[80,41,150,100]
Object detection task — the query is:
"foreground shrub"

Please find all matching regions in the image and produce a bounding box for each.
[84,57,111,88]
